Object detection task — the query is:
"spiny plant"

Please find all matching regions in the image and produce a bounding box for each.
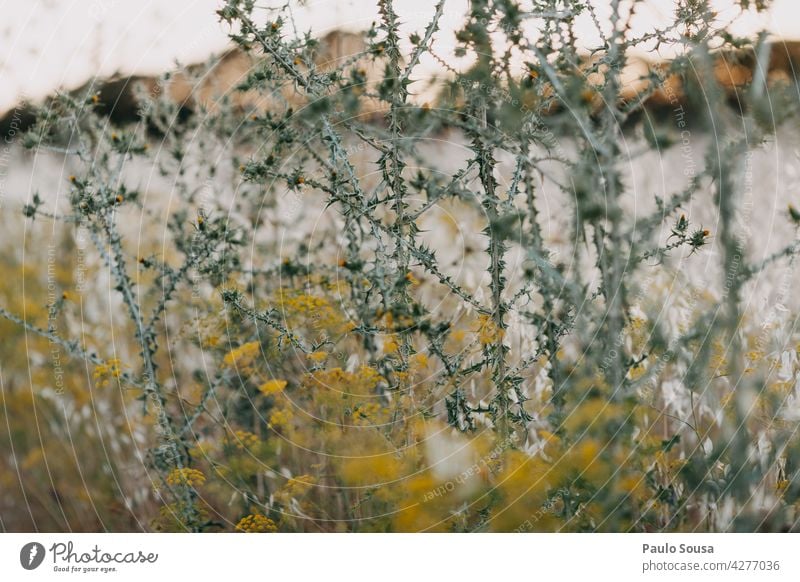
[3,0,800,532]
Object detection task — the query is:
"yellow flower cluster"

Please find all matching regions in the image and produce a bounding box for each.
[383,337,399,354]
[304,366,383,396]
[258,379,287,395]
[340,453,403,487]
[268,408,294,430]
[474,314,504,345]
[235,514,277,533]
[228,430,260,450]
[351,402,384,424]
[378,309,415,331]
[222,341,261,369]
[276,289,355,336]
[166,468,206,488]
[92,358,123,388]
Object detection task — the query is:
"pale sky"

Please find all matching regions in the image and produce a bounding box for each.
[2,0,800,115]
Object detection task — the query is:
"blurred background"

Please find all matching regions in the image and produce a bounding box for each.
[3,0,800,116]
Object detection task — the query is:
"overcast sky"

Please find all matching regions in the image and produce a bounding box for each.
[2,0,800,114]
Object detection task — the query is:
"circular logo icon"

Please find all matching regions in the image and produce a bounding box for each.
[20,542,46,570]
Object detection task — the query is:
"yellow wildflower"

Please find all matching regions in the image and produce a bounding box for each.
[235,514,277,533]
[229,430,260,450]
[275,289,353,335]
[223,341,260,369]
[474,314,504,345]
[92,358,124,387]
[269,408,294,429]
[166,468,206,488]
[259,379,288,396]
